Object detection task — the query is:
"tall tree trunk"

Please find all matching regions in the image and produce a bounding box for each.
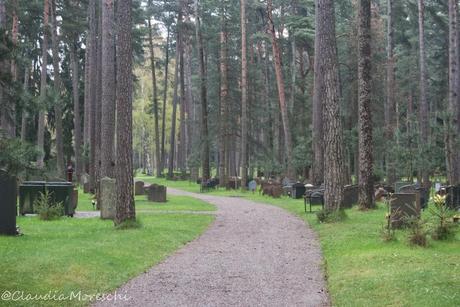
[447,0,459,184]
[195,0,210,180]
[70,43,82,181]
[317,0,345,210]
[267,0,294,179]
[357,0,374,209]
[21,66,30,142]
[147,6,161,178]
[417,0,429,185]
[184,40,195,175]
[88,0,98,189]
[312,1,324,186]
[168,24,181,178]
[385,0,396,184]
[218,5,228,187]
[178,8,186,177]
[37,0,50,168]
[50,0,65,177]
[100,0,116,178]
[83,40,90,172]
[0,0,7,138]
[95,6,103,189]
[160,26,170,176]
[240,0,248,189]
[115,0,135,224]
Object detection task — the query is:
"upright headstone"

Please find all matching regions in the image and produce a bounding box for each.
[248,180,257,192]
[71,189,78,210]
[147,184,167,202]
[135,181,145,195]
[83,182,91,194]
[80,173,89,186]
[390,193,420,228]
[342,185,359,208]
[0,171,17,235]
[100,177,116,219]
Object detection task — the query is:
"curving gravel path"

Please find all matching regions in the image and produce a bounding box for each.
[94,188,330,307]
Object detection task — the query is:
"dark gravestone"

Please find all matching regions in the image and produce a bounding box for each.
[147,184,167,202]
[226,177,241,190]
[399,185,429,209]
[19,181,46,214]
[0,171,17,235]
[262,183,283,198]
[71,189,78,211]
[390,193,420,228]
[291,183,306,199]
[394,181,412,193]
[445,185,460,210]
[134,181,145,195]
[342,185,359,208]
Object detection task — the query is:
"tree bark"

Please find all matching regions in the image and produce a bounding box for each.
[267,0,294,179]
[240,0,248,189]
[160,26,170,176]
[50,0,65,177]
[115,0,135,224]
[447,0,459,184]
[195,0,210,180]
[357,0,374,209]
[147,5,161,178]
[417,0,429,185]
[218,5,228,188]
[168,23,181,178]
[316,0,345,210]
[37,0,50,168]
[100,0,116,178]
[87,0,98,189]
[312,1,324,186]
[385,0,396,184]
[70,43,82,180]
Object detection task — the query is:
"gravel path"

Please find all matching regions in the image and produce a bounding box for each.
[94,188,330,307]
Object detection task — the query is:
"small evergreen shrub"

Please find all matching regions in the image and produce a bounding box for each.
[429,194,456,240]
[406,216,428,247]
[34,190,64,220]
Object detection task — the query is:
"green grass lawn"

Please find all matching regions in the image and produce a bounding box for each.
[142,176,460,307]
[0,194,215,307]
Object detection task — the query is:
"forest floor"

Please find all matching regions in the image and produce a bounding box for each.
[94,187,329,307]
[0,194,214,307]
[139,176,460,307]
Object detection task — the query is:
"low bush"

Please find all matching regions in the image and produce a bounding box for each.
[34,190,64,220]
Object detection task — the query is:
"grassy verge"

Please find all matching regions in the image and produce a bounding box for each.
[0,194,215,307]
[142,176,460,307]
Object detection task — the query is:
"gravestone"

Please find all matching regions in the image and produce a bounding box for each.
[394,181,412,193]
[147,184,167,202]
[83,182,91,194]
[248,180,257,192]
[291,183,306,199]
[71,189,78,210]
[375,187,387,202]
[100,177,116,220]
[445,185,460,210]
[135,181,145,195]
[342,185,359,208]
[390,193,420,228]
[80,173,89,186]
[0,171,17,235]
[262,183,283,198]
[399,185,429,209]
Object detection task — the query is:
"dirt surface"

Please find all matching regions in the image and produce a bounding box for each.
[94,188,330,307]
